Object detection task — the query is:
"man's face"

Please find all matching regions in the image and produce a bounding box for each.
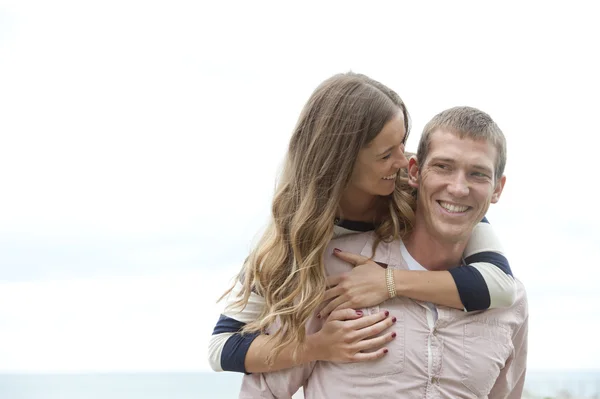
[408,129,506,244]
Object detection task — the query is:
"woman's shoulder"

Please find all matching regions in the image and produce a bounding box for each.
[330,228,375,250]
[333,219,376,238]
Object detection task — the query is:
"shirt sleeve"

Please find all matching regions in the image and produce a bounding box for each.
[239,363,314,399]
[239,312,320,398]
[488,290,529,398]
[449,218,517,311]
[208,279,265,373]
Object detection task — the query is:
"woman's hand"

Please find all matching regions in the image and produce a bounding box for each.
[317,249,389,319]
[307,308,396,363]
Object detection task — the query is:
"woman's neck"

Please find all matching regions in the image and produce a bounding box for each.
[338,191,382,222]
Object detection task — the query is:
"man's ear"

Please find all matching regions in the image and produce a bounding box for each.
[491,175,506,203]
[408,156,420,189]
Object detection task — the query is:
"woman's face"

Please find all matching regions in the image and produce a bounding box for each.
[346,111,409,200]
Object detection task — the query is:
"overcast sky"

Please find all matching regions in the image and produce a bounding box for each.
[0,0,598,373]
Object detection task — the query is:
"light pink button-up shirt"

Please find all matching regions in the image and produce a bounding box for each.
[240,231,528,399]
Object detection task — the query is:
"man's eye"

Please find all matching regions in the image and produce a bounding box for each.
[472,172,488,178]
[434,164,447,169]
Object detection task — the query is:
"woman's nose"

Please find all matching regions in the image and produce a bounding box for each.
[393,151,409,169]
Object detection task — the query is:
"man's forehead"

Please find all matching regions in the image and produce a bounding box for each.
[427,130,497,168]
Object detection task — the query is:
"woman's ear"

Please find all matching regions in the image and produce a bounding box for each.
[408,156,420,189]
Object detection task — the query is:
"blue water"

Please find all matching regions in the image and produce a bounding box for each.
[0,373,241,399]
[0,371,598,398]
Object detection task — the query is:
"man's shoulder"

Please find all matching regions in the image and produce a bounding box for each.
[459,278,527,334]
[483,277,528,332]
[512,277,529,321]
[514,278,527,296]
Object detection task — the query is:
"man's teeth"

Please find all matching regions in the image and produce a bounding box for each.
[383,173,397,180]
[439,201,468,213]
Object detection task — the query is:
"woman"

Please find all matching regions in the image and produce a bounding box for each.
[208,72,515,373]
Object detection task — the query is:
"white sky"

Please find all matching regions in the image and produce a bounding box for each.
[0,0,599,372]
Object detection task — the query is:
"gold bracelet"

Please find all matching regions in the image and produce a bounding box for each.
[386,267,397,299]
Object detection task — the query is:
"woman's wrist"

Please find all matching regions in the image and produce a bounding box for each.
[393,269,407,297]
[302,333,321,363]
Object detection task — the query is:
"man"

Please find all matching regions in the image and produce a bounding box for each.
[239,106,528,398]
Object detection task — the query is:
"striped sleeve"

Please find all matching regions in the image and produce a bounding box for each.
[449,218,516,311]
[208,280,265,373]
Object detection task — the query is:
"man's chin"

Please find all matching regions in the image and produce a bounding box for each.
[432,224,472,243]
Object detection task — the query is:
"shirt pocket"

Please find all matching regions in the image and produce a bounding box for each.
[461,321,512,397]
[345,309,405,377]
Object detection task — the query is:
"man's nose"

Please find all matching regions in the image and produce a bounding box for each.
[447,172,469,197]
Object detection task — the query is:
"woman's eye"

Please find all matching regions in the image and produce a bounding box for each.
[382,154,391,160]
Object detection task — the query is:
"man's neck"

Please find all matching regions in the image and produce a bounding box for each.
[404,225,467,271]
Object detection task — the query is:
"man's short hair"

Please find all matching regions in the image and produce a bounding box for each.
[416,106,507,181]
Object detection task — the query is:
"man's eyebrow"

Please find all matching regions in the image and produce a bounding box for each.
[429,157,494,174]
[428,157,455,164]
[472,164,494,174]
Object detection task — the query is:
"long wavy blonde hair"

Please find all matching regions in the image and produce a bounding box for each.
[227,72,416,362]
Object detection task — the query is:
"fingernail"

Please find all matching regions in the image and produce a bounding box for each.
[356,310,363,316]
[384,310,389,317]
[392,317,397,323]
[333,248,341,253]
[391,332,397,338]
[317,313,321,319]
[383,349,388,354]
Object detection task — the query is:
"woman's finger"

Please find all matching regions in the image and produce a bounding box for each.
[327,308,364,322]
[347,310,389,331]
[355,331,396,353]
[323,285,342,302]
[351,347,389,362]
[326,274,343,288]
[319,295,346,318]
[355,312,396,340]
[332,249,370,266]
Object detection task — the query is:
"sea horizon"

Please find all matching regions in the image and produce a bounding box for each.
[1,369,599,399]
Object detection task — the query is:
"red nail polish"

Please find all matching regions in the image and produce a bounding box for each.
[384,310,390,317]
[356,310,363,316]
[383,349,388,354]
[392,317,397,323]
[392,332,397,338]
[333,248,341,253]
